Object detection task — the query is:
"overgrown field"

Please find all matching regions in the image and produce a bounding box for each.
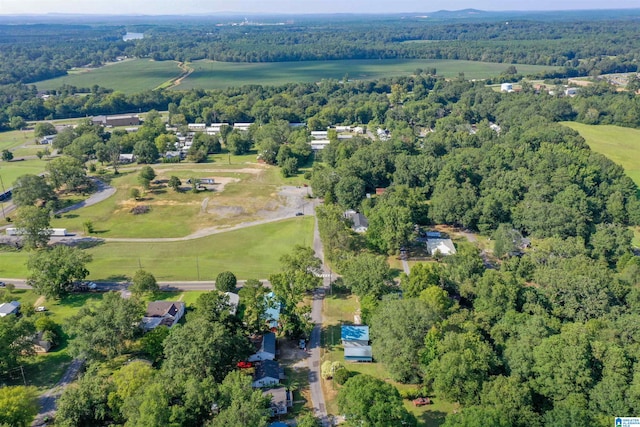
[176,59,557,90]
[35,59,182,94]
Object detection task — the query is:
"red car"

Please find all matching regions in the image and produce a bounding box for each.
[413,397,431,407]
[237,361,253,369]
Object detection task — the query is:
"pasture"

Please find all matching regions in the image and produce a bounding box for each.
[563,122,640,187]
[35,59,182,94]
[175,59,558,90]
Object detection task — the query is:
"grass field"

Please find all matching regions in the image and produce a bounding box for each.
[51,157,308,238]
[562,122,640,246]
[321,292,456,426]
[563,122,640,187]
[35,59,182,94]
[176,59,558,90]
[0,216,313,281]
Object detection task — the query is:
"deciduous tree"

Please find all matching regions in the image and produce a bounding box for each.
[0,386,39,427]
[27,245,92,298]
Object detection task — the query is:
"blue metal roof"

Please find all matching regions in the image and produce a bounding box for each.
[341,325,369,342]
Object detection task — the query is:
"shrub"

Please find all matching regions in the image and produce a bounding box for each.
[130,205,150,215]
[333,367,350,385]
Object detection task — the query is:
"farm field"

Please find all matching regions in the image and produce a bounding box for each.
[321,292,457,426]
[35,59,183,94]
[176,59,558,90]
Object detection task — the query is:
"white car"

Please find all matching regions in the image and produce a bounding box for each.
[35,306,46,312]
[87,282,97,290]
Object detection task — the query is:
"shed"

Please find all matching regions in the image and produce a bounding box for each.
[341,325,369,344]
[248,332,277,362]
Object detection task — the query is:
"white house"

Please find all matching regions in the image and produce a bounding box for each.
[119,153,135,163]
[310,130,328,140]
[344,210,368,233]
[188,123,206,132]
[500,83,514,92]
[263,387,292,416]
[248,332,277,362]
[426,238,457,256]
[310,139,331,150]
[141,301,185,331]
[0,301,20,317]
[233,123,252,132]
[225,292,240,315]
[252,360,282,388]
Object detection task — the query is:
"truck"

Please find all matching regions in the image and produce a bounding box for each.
[5,228,67,236]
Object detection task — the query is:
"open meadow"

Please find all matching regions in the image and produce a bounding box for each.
[35,59,183,94]
[176,59,558,90]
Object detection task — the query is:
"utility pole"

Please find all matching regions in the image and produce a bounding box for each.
[0,174,6,219]
[196,256,200,281]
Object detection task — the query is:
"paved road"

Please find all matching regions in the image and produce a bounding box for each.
[56,178,116,215]
[308,209,330,426]
[31,358,85,427]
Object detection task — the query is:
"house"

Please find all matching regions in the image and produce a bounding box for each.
[310,139,331,150]
[311,130,328,140]
[252,360,283,388]
[188,123,206,132]
[0,301,20,317]
[342,325,372,362]
[32,332,52,353]
[225,292,240,315]
[353,126,364,134]
[500,83,514,92]
[565,87,579,97]
[248,332,277,362]
[233,123,253,132]
[141,301,185,331]
[92,114,140,127]
[40,134,56,145]
[335,125,352,133]
[426,238,457,256]
[264,292,281,331]
[344,341,373,362]
[341,325,369,345]
[119,153,135,163]
[263,387,292,416]
[165,151,182,160]
[200,178,215,185]
[344,210,368,233]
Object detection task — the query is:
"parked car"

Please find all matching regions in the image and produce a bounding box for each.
[295,212,304,216]
[35,306,47,312]
[0,282,5,287]
[299,339,306,350]
[413,397,431,407]
[237,361,253,369]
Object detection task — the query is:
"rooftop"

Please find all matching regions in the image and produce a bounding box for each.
[341,325,369,342]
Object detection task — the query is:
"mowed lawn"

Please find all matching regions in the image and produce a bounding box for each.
[35,59,182,94]
[176,59,558,90]
[0,216,313,281]
[0,158,48,188]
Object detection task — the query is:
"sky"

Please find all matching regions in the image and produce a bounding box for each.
[0,0,638,15]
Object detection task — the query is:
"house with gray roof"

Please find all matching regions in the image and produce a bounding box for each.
[141,301,185,331]
[248,332,277,362]
[0,301,20,317]
[252,360,283,388]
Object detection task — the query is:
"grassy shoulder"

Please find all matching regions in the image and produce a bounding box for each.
[321,292,457,427]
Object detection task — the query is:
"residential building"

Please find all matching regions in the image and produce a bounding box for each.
[248,332,277,362]
[92,114,140,127]
[263,387,292,416]
[141,301,185,331]
[0,301,20,317]
[252,360,283,388]
[344,210,368,233]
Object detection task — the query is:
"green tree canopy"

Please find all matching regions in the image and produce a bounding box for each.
[337,374,417,427]
[215,271,237,293]
[12,174,56,207]
[27,245,92,298]
[14,205,51,250]
[130,269,159,296]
